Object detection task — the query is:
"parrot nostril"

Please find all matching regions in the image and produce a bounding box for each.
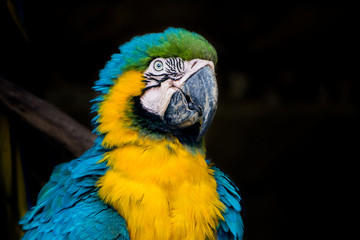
[185,94,202,116]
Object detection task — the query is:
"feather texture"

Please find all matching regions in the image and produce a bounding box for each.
[19,139,130,240]
[213,167,244,240]
[96,138,225,240]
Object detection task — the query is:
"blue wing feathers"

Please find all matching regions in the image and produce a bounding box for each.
[19,143,130,240]
[213,166,244,240]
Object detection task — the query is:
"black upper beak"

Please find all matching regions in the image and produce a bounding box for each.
[164,65,218,141]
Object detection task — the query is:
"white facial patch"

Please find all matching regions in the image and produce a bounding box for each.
[140,58,214,117]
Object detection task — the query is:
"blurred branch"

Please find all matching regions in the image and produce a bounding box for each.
[0,77,96,157]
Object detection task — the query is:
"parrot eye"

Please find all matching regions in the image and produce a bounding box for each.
[144,57,185,84]
[153,60,163,71]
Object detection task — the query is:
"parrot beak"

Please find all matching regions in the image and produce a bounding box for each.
[164,60,218,141]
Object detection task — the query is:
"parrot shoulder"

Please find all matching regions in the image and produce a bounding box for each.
[19,146,130,240]
[211,165,245,240]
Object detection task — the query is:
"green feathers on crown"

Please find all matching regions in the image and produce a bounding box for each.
[124,27,218,71]
[94,28,217,94]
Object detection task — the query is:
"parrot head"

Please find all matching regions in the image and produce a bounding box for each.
[92,28,218,148]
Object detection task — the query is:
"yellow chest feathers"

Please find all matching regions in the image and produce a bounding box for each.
[96,140,225,240]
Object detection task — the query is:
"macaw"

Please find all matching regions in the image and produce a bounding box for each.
[19,28,244,240]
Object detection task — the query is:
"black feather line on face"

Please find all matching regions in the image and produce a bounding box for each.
[142,73,168,93]
[145,73,169,82]
[130,96,202,147]
[143,83,161,93]
[165,58,184,74]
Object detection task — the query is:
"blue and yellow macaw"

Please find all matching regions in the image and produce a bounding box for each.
[20,28,244,240]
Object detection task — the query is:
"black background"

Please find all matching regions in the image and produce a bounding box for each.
[1,1,358,239]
